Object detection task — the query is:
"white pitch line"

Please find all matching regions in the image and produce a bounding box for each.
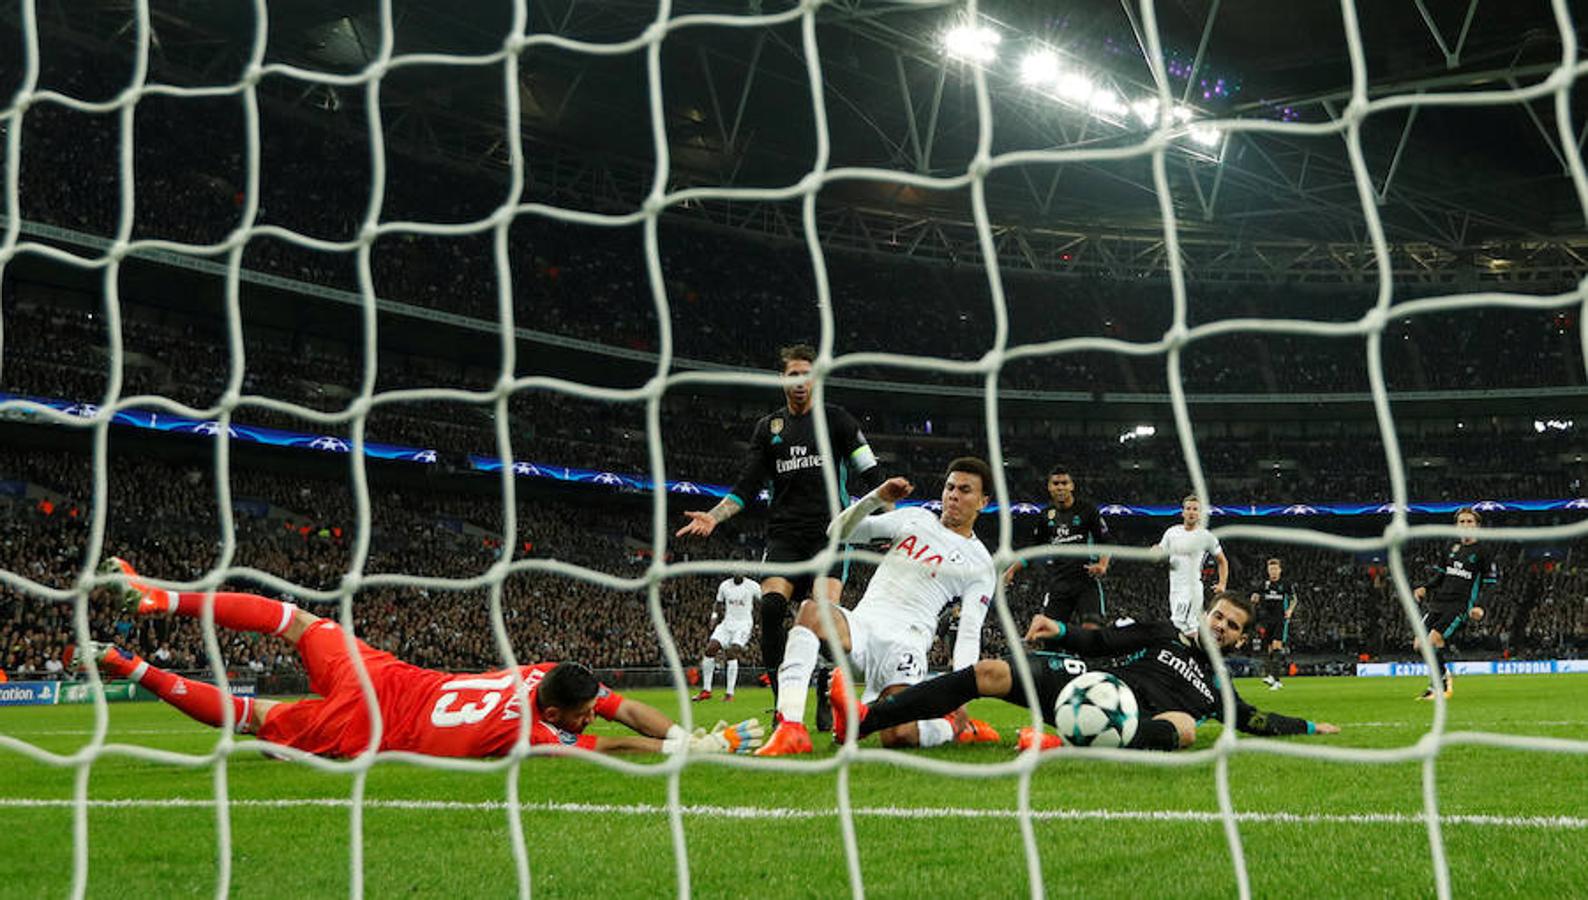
[0,798,1580,830]
[1341,721,1588,728]
[1,729,211,736]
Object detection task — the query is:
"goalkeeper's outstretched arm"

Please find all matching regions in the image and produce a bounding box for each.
[587,698,765,755]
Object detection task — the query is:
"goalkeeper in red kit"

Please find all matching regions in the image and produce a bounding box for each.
[85,558,763,758]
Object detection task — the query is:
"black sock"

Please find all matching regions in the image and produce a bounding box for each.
[1130,717,1181,752]
[759,592,789,701]
[858,666,981,738]
[813,666,832,732]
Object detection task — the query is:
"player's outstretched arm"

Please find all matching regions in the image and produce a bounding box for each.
[1031,620,1165,657]
[826,477,911,542]
[601,698,763,754]
[676,498,743,538]
[1233,695,1339,737]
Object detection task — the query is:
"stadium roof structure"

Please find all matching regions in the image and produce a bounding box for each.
[11,0,1588,283]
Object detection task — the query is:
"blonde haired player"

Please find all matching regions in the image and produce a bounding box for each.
[1158,495,1228,635]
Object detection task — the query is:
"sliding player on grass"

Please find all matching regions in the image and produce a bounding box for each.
[756,460,1001,755]
[87,558,763,758]
[832,591,1339,752]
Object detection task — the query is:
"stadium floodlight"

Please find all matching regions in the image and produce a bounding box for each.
[1131,98,1159,126]
[1089,88,1126,117]
[1118,424,1157,444]
[1055,71,1094,103]
[1019,48,1060,86]
[1187,123,1221,147]
[942,23,1001,64]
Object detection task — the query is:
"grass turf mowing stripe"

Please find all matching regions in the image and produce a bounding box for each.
[1,797,1581,830]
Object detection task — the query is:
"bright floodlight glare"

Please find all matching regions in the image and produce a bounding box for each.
[1019,48,1060,86]
[1188,124,1221,147]
[1089,88,1125,116]
[943,23,1001,64]
[1055,71,1094,102]
[1131,98,1159,126]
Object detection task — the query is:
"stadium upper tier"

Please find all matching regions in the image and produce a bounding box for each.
[5,51,1585,393]
[4,293,1588,507]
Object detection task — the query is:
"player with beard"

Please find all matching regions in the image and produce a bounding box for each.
[830,591,1339,751]
[676,344,880,717]
[1413,508,1499,700]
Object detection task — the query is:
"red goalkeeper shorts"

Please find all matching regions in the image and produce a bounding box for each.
[256,619,426,757]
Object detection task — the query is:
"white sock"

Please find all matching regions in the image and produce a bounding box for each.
[776,625,819,724]
[917,717,955,748]
[701,657,716,692]
[725,659,739,695]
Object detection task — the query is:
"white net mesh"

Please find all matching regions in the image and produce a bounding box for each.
[3,0,1588,898]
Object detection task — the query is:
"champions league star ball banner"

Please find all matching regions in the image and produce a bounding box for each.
[470,453,1588,518]
[8,391,1588,518]
[1356,660,1588,677]
[0,392,439,463]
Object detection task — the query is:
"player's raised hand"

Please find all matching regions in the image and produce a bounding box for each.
[877,476,913,503]
[675,510,718,538]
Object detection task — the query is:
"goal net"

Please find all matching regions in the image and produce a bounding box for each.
[3,0,1588,898]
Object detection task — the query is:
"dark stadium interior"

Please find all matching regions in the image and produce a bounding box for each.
[3,1,1588,686]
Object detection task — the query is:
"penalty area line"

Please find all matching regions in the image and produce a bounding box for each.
[0,797,1581,830]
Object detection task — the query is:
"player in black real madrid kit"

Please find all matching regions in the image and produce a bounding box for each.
[1413,507,1498,700]
[1006,465,1111,634]
[1250,558,1297,691]
[675,344,880,705]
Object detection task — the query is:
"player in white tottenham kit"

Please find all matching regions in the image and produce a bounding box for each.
[693,574,761,702]
[757,458,999,755]
[1158,495,1228,635]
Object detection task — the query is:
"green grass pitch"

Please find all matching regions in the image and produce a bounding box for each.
[1,674,1585,897]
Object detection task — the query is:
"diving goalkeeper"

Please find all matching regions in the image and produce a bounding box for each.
[86,558,763,758]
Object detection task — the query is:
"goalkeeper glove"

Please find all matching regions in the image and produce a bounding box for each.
[689,718,764,754]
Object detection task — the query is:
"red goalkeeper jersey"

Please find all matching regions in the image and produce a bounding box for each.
[381,661,626,757]
[258,622,625,758]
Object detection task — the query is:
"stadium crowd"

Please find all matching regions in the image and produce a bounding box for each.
[3,446,1585,682]
[6,297,1587,509]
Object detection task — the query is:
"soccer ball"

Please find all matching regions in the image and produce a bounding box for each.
[1053,672,1139,748]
